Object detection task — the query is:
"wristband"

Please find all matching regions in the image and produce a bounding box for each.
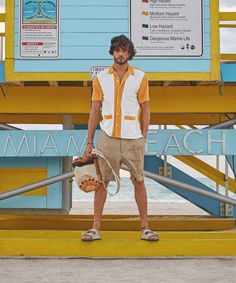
[87,142,94,145]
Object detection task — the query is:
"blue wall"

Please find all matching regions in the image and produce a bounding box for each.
[13,0,211,73]
[0,157,62,209]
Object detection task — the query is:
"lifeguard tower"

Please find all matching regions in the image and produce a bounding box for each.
[0,0,236,257]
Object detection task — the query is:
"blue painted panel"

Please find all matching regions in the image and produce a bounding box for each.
[47,157,62,209]
[144,156,222,217]
[16,19,212,34]
[14,32,130,47]
[221,64,236,82]
[0,61,5,83]
[226,155,236,179]
[0,196,46,209]
[0,157,49,168]
[14,19,128,33]
[14,59,211,72]
[0,157,63,209]
[14,46,211,60]
[16,32,211,47]
[15,5,210,20]
[14,1,212,75]
[15,0,129,7]
[15,6,128,19]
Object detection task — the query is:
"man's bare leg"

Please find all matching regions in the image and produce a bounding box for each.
[133,180,148,229]
[133,180,159,240]
[92,182,109,231]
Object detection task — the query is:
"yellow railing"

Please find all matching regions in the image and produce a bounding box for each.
[0,13,5,60]
[220,12,236,61]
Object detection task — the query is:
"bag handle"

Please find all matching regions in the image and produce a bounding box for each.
[91,148,120,196]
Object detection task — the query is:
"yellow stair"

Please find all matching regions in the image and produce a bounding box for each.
[0,214,236,257]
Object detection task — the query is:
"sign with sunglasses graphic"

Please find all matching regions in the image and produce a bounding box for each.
[20,0,59,58]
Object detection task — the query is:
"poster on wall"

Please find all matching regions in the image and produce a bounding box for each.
[19,0,59,59]
[130,0,203,57]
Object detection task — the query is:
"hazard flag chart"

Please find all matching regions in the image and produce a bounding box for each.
[19,0,59,59]
[130,0,203,57]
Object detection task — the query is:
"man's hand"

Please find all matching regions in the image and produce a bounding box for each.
[83,143,94,158]
[142,132,147,140]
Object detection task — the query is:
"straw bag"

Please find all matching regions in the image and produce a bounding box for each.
[72,149,120,196]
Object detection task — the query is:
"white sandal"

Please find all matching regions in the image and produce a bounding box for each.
[81,229,102,241]
[141,228,159,241]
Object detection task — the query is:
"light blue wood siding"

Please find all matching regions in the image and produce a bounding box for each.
[0,157,62,209]
[14,0,211,74]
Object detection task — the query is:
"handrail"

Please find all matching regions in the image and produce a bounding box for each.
[0,171,74,201]
[206,117,236,129]
[0,123,22,130]
[123,166,236,207]
[1,168,236,206]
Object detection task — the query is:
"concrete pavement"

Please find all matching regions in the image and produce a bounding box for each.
[0,258,236,283]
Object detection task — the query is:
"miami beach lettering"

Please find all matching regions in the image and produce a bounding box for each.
[1,132,88,157]
[0,130,232,157]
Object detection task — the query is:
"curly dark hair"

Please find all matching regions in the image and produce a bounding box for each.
[109,35,136,60]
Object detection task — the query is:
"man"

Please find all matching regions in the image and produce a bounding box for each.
[83,35,159,242]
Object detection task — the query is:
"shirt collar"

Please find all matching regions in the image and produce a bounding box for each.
[108,65,134,76]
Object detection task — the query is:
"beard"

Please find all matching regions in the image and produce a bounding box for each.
[114,56,128,65]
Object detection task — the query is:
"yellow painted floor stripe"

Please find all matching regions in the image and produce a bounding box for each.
[1,230,236,257]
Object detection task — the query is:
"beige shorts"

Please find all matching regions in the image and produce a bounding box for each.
[97,131,145,182]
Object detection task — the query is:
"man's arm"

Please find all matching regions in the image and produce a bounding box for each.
[84,101,102,157]
[140,101,150,140]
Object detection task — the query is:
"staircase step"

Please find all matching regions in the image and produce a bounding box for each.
[0,214,235,231]
[1,230,236,257]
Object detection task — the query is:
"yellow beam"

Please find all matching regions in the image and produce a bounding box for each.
[219,12,236,21]
[0,113,233,126]
[10,72,212,82]
[1,230,236,257]
[0,13,5,22]
[13,72,91,82]
[175,156,236,193]
[1,86,236,114]
[0,86,91,113]
[0,215,235,231]
[0,168,47,196]
[220,24,236,28]
[221,54,236,61]
[5,1,14,60]
[149,86,236,113]
[176,125,197,130]
[210,0,220,80]
[0,114,90,124]
[5,0,14,81]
